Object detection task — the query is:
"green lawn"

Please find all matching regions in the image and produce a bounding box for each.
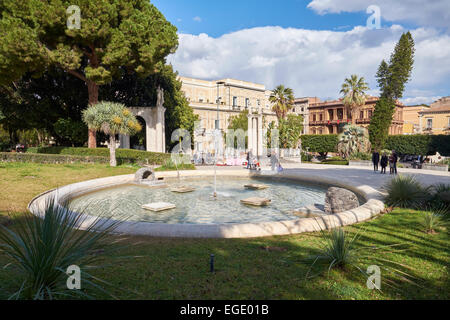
[0,162,448,300]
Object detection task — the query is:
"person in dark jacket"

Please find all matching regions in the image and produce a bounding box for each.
[380,152,388,174]
[392,150,398,175]
[372,150,380,172]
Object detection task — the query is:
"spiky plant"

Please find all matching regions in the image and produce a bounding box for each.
[82,101,142,167]
[421,211,445,234]
[337,124,371,159]
[384,175,430,209]
[0,197,124,300]
[306,226,417,291]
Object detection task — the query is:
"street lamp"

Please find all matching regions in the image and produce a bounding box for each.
[213,81,225,198]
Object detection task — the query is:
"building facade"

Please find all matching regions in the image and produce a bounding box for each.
[178,76,313,154]
[308,97,405,135]
[403,105,431,135]
[418,97,450,135]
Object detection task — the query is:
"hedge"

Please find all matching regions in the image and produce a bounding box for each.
[1,151,169,166]
[0,152,111,165]
[385,135,450,157]
[300,134,450,157]
[26,147,171,164]
[300,135,338,155]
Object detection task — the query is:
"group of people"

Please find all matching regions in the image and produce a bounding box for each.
[245,151,282,172]
[372,150,398,175]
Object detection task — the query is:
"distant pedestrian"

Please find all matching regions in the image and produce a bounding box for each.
[380,152,388,174]
[246,151,252,169]
[392,150,398,175]
[389,154,395,174]
[372,150,380,172]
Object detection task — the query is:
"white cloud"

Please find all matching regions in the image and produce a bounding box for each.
[193,16,202,23]
[168,26,450,104]
[307,0,450,29]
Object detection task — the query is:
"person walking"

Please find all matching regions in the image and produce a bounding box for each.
[392,150,398,175]
[246,151,252,169]
[372,150,380,172]
[380,152,388,174]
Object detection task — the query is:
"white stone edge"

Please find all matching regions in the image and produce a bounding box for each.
[27,169,386,239]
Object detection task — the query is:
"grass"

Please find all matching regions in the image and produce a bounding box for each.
[0,162,449,300]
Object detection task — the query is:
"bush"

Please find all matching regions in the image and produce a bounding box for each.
[386,135,450,157]
[154,159,195,172]
[301,135,338,156]
[0,197,122,299]
[384,175,430,209]
[26,147,170,165]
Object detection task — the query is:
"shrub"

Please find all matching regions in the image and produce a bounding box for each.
[25,147,170,165]
[385,135,450,157]
[0,197,123,299]
[420,208,447,234]
[384,175,430,209]
[301,135,338,157]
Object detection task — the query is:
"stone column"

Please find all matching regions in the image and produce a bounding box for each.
[248,114,253,153]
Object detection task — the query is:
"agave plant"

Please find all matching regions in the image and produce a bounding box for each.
[306,226,417,291]
[421,211,445,234]
[0,197,124,300]
[384,175,430,209]
[337,124,371,159]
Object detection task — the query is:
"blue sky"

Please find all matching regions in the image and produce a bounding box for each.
[153,0,450,105]
[153,0,418,36]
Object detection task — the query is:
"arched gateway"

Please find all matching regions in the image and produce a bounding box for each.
[119,87,166,153]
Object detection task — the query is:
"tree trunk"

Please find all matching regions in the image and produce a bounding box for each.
[109,135,117,167]
[87,80,99,148]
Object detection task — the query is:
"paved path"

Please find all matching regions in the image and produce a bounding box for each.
[196,163,449,195]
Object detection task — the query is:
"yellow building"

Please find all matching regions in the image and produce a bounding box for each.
[418,97,450,135]
[178,76,312,153]
[403,105,431,135]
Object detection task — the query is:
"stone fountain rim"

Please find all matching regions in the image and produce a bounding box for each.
[27,169,385,239]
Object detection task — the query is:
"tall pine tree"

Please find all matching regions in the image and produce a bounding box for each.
[369,32,415,150]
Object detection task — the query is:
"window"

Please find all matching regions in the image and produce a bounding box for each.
[427,118,433,129]
[233,97,238,107]
[360,111,364,119]
[337,109,344,120]
[368,110,373,118]
[257,99,261,106]
[319,114,323,121]
[245,98,250,108]
[313,114,317,122]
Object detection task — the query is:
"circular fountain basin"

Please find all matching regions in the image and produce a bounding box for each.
[68,177,328,225]
[28,169,385,238]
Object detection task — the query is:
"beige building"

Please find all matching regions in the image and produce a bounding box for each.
[178,76,312,153]
[419,97,450,135]
[403,105,431,134]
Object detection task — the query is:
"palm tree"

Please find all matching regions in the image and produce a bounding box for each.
[83,101,142,167]
[340,75,370,124]
[269,85,295,120]
[337,124,371,159]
